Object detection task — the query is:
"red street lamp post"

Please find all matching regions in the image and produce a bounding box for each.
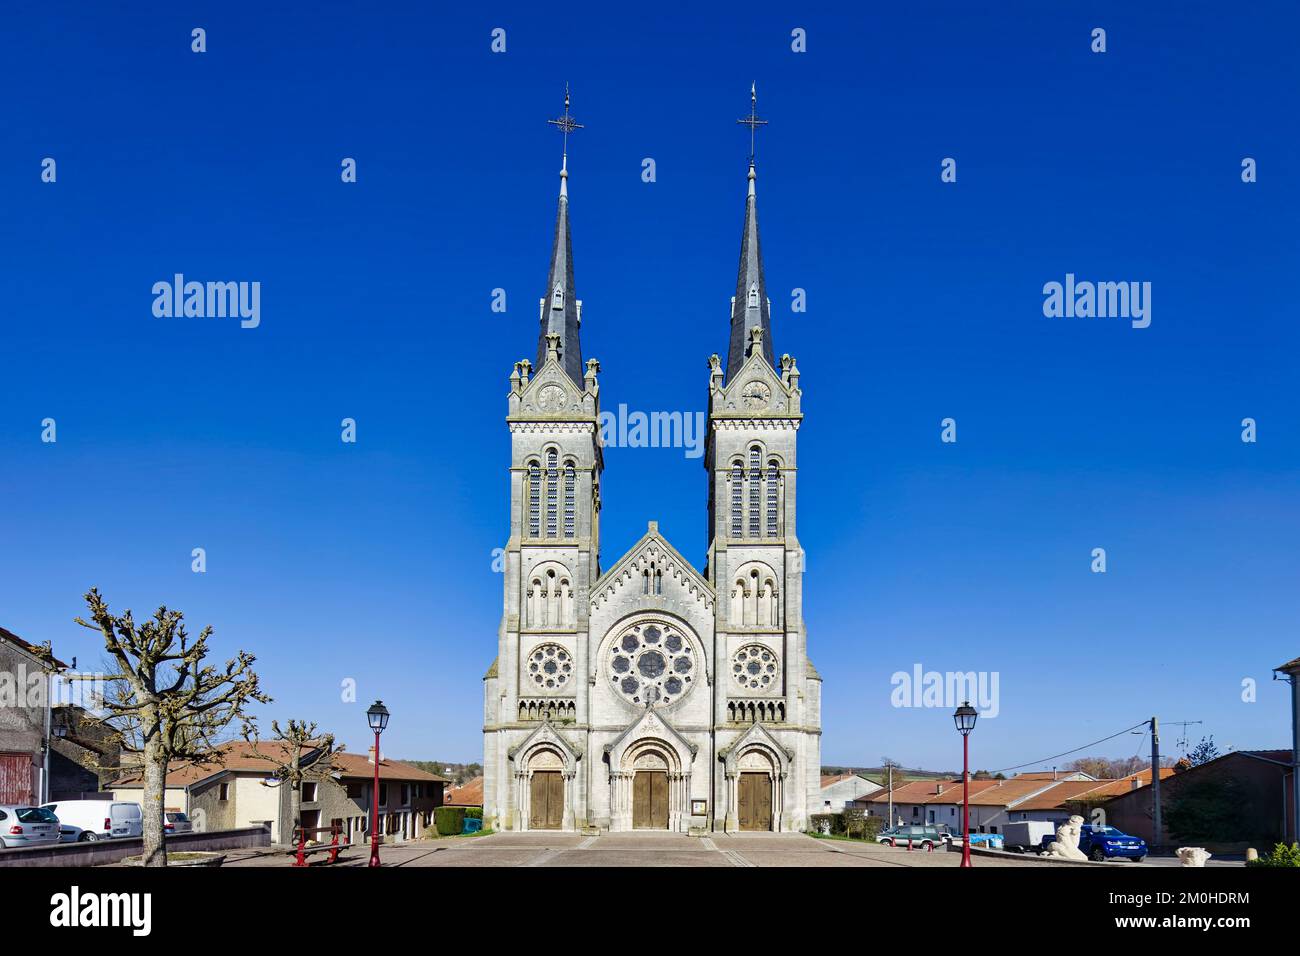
[366,700,390,868]
[953,701,979,868]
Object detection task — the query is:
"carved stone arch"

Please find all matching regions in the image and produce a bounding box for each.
[508,719,582,832]
[525,560,573,628]
[719,721,794,833]
[731,559,779,627]
[604,706,698,832]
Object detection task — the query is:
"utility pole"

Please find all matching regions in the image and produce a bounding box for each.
[1150,717,1162,852]
[886,761,894,827]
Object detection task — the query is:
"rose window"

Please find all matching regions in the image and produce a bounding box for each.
[527,643,573,689]
[608,622,694,705]
[732,644,778,690]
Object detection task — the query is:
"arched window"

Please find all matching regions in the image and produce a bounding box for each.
[747,445,762,538]
[552,283,564,310]
[527,462,541,538]
[766,460,779,537]
[563,462,576,538]
[545,449,559,538]
[730,461,743,537]
[748,283,759,308]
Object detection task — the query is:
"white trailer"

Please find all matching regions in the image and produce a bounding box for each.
[1001,820,1057,853]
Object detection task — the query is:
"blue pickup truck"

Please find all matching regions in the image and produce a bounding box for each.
[1040,824,1147,862]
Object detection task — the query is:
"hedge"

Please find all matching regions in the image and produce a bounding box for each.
[434,805,467,836]
[465,807,483,820]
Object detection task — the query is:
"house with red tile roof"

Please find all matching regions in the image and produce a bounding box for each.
[1098,750,1294,847]
[110,740,447,844]
[445,775,484,807]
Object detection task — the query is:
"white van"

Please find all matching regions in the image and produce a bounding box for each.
[42,800,144,841]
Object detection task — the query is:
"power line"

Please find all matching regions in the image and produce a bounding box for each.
[990,721,1150,774]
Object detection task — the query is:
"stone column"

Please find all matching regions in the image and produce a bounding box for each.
[562,770,576,830]
[775,771,786,832]
[724,771,738,832]
[514,770,528,832]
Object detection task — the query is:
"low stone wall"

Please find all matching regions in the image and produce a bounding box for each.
[0,824,272,867]
[945,841,1096,867]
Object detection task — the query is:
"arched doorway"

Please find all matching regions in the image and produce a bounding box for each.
[736,750,775,831]
[631,750,671,829]
[528,750,565,829]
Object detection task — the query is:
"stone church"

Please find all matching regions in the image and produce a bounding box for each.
[483,107,821,833]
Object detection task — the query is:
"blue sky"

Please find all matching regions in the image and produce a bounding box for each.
[1,2,1297,770]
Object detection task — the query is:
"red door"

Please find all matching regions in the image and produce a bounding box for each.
[0,753,32,805]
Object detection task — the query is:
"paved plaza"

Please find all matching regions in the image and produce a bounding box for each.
[216,831,1051,868]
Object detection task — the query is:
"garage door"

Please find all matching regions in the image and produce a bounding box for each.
[0,752,32,805]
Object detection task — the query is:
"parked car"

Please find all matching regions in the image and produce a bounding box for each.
[0,805,61,849]
[877,824,946,849]
[1039,824,1147,862]
[58,823,84,844]
[41,800,143,841]
[164,810,193,834]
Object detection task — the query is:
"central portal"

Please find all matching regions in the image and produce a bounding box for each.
[632,771,669,829]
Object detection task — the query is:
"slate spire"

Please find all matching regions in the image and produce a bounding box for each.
[538,87,585,387]
[726,87,776,382]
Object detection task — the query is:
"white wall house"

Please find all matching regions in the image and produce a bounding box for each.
[817,774,882,814]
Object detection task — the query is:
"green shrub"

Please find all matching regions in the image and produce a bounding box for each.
[1246,842,1300,868]
[809,813,842,836]
[434,805,466,836]
[465,807,483,820]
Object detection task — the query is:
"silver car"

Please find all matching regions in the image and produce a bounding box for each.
[0,805,61,849]
[164,810,193,834]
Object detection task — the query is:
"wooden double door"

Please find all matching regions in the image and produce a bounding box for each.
[737,772,773,831]
[529,771,564,829]
[632,770,669,829]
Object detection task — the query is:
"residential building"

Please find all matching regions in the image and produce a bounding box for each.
[818,773,882,813]
[110,741,448,845]
[48,704,123,799]
[445,775,484,807]
[0,625,65,804]
[318,751,447,844]
[1100,750,1294,847]
[1012,770,1097,783]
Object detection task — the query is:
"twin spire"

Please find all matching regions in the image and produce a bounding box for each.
[537,86,586,386]
[534,86,775,388]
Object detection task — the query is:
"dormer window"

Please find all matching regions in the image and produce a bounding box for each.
[748,283,759,308]
[551,283,564,310]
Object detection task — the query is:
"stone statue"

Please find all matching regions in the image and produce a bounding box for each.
[1043,815,1088,860]
[1177,846,1211,867]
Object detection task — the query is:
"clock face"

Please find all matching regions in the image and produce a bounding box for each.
[741,380,771,410]
[538,384,567,411]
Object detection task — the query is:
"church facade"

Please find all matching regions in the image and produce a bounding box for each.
[483,112,820,834]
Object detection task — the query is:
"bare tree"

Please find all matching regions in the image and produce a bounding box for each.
[244,719,344,841]
[75,588,269,866]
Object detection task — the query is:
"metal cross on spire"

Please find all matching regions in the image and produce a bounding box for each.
[736,82,768,165]
[547,83,583,163]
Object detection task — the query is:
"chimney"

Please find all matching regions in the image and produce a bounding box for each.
[935,783,944,796]
[1053,767,1058,781]
[368,745,382,765]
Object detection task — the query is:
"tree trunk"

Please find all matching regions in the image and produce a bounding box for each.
[289,782,302,842]
[141,738,168,867]
[288,750,302,843]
